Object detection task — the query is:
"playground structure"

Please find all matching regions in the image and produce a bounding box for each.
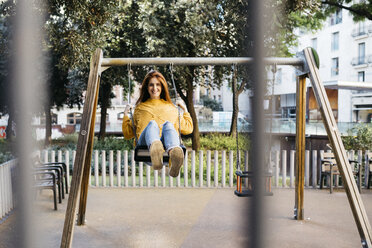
[60,48,372,248]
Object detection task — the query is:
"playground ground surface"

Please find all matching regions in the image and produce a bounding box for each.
[1,187,372,248]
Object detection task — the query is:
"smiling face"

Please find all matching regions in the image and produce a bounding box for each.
[148,77,162,100]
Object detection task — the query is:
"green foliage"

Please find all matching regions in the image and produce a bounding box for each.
[342,124,372,151]
[320,0,372,21]
[184,133,250,151]
[93,136,133,151]
[0,139,14,163]
[49,134,134,152]
[200,95,223,111]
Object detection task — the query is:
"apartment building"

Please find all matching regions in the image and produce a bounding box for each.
[272,8,372,124]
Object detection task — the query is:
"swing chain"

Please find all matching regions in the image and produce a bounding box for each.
[127,63,138,144]
[168,63,182,144]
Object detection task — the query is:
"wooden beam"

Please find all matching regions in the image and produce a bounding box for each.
[77,71,101,225]
[294,75,306,220]
[304,47,372,247]
[60,48,103,248]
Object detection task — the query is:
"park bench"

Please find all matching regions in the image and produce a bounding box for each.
[320,152,361,193]
[33,170,58,210]
[32,159,69,210]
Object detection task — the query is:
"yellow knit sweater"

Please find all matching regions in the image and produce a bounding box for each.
[122,99,193,141]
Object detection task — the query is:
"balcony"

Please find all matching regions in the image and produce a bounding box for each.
[352,28,368,38]
[351,56,370,67]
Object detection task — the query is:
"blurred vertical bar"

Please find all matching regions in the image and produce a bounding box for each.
[249,0,266,247]
[12,0,45,247]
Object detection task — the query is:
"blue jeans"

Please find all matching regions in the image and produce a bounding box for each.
[137,120,180,152]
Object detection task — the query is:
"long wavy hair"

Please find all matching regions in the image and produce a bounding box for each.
[136,70,172,105]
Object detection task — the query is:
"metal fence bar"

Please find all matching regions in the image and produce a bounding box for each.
[305,150,310,187]
[65,151,70,188]
[229,151,234,187]
[199,150,204,187]
[139,162,143,187]
[207,150,211,188]
[282,150,287,187]
[290,150,295,188]
[117,151,121,187]
[275,151,280,187]
[0,160,16,221]
[312,150,317,188]
[184,150,188,187]
[124,151,128,187]
[191,150,196,187]
[161,166,166,187]
[131,150,136,187]
[94,151,99,187]
[214,150,219,187]
[102,151,106,187]
[221,151,226,188]
[147,165,151,187]
[109,151,114,187]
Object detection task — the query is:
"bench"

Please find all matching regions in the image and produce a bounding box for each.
[33,170,58,210]
[320,152,361,193]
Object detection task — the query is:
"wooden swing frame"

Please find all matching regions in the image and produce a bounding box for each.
[60,48,372,248]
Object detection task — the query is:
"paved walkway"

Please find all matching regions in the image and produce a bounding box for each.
[1,188,372,247]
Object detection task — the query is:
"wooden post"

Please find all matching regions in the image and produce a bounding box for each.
[294,75,306,220]
[304,47,372,247]
[60,48,103,248]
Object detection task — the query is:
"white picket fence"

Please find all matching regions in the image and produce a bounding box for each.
[0,159,16,222]
[38,149,370,189]
[0,149,370,222]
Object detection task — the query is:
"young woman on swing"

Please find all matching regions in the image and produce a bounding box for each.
[122,70,193,177]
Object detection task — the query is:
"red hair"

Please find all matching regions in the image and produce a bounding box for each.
[136,70,172,105]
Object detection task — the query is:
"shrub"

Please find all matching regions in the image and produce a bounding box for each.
[342,124,372,151]
[184,133,250,151]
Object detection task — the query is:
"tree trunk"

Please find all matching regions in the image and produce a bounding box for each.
[5,111,13,141]
[229,75,238,138]
[174,68,200,151]
[44,106,52,146]
[98,84,111,141]
[186,83,200,151]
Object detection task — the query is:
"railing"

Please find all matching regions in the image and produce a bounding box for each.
[351,56,369,66]
[0,159,16,222]
[352,28,368,38]
[38,149,371,189]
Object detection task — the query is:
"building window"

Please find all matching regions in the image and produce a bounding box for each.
[331,58,339,76]
[330,9,342,25]
[117,112,124,120]
[311,38,317,51]
[96,113,109,123]
[67,113,82,125]
[358,42,366,64]
[331,32,339,51]
[276,68,282,84]
[39,113,58,125]
[358,71,365,82]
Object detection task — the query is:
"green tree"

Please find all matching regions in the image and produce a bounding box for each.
[320,0,372,21]
[97,1,148,140]
[342,124,372,151]
[139,0,224,150]
[200,95,222,111]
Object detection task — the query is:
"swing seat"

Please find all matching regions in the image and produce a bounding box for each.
[234,171,273,197]
[134,144,186,165]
